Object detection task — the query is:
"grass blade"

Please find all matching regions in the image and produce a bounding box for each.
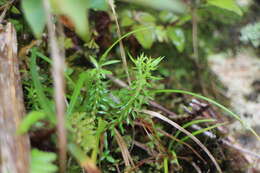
[180,122,226,142]
[30,48,54,121]
[100,26,153,62]
[35,50,75,87]
[66,72,90,116]
[174,119,215,139]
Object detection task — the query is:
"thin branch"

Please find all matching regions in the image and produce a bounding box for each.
[107,74,129,88]
[114,128,135,168]
[134,140,158,156]
[127,156,156,172]
[0,0,15,22]
[148,100,178,118]
[222,139,260,159]
[191,161,202,173]
[191,7,208,95]
[192,7,198,62]
[43,1,67,172]
[0,0,15,10]
[108,0,131,85]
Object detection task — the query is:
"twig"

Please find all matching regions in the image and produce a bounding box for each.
[191,7,208,95]
[107,74,129,88]
[115,164,120,173]
[43,1,67,172]
[149,100,178,118]
[0,0,14,23]
[192,7,198,62]
[133,140,158,156]
[0,0,15,23]
[127,156,156,172]
[108,0,131,85]
[191,161,202,173]
[0,6,8,22]
[221,139,260,159]
[0,0,15,10]
[114,128,135,167]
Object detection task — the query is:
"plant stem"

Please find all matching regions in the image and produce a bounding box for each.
[108,0,131,85]
[43,1,67,172]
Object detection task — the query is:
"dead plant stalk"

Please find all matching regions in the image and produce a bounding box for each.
[43,1,67,172]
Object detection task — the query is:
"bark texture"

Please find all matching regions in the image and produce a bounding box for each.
[0,23,30,173]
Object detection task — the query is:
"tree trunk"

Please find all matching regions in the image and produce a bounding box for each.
[0,23,30,173]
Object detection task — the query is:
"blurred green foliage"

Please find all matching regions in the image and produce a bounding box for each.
[30,149,58,173]
[240,22,260,47]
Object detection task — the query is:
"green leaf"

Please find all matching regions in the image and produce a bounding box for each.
[21,0,46,38]
[91,118,108,161]
[89,56,99,68]
[68,143,92,165]
[54,0,90,41]
[17,111,46,134]
[11,6,21,14]
[120,10,135,27]
[155,25,167,42]
[240,22,260,47]
[150,56,164,67]
[96,118,108,134]
[133,25,155,49]
[90,0,108,11]
[176,14,191,26]
[207,0,242,16]
[167,27,185,52]
[100,69,112,75]
[30,149,58,173]
[0,0,7,6]
[159,11,178,23]
[121,16,135,27]
[106,155,116,163]
[101,60,121,67]
[138,12,156,24]
[119,0,187,14]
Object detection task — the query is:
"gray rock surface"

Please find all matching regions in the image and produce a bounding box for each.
[209,50,260,169]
